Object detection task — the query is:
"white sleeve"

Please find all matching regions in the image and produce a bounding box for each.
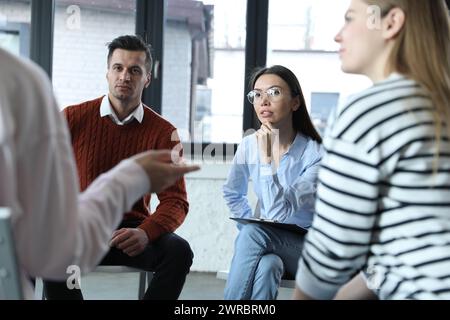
[10,61,149,280]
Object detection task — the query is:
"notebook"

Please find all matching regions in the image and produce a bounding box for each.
[230,217,308,235]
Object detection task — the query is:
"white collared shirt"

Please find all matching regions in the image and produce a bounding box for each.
[100,95,144,125]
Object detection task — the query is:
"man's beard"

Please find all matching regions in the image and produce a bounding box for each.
[113,91,133,102]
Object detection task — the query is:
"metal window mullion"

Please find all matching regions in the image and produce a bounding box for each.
[136,0,166,115]
[30,0,55,78]
[242,0,268,132]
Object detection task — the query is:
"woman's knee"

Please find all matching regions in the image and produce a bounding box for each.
[237,223,267,244]
[257,254,284,275]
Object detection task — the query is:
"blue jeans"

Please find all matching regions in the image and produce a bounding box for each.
[224,223,305,300]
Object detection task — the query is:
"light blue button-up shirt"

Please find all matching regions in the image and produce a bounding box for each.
[223,133,323,228]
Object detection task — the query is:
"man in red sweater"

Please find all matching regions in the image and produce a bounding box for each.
[43,35,193,300]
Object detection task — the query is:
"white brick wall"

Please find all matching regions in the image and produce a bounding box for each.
[162,20,192,133]
[157,164,258,273]
[52,4,135,108]
[52,3,195,135]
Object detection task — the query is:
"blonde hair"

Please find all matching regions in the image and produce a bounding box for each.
[364,0,450,148]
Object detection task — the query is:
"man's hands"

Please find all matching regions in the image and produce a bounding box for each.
[114,151,198,256]
[255,122,277,165]
[109,228,148,257]
[133,150,200,193]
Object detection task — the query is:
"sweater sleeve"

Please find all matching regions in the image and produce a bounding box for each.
[138,127,189,242]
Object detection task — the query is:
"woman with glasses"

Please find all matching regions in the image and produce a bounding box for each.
[295,0,450,300]
[223,65,323,299]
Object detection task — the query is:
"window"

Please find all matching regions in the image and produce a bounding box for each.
[310,92,339,136]
[266,0,371,135]
[52,0,136,109]
[162,0,247,144]
[26,0,376,154]
[267,0,345,52]
[0,0,31,57]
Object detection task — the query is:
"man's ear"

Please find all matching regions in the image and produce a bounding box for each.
[145,72,151,88]
[382,7,405,40]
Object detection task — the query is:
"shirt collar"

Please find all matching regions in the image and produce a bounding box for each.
[285,133,307,157]
[100,95,144,125]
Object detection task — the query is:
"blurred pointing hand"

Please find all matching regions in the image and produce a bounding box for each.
[133,150,200,193]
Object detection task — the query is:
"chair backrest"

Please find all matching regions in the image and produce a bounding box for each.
[0,207,23,299]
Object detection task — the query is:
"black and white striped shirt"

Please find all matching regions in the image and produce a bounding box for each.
[296,73,450,300]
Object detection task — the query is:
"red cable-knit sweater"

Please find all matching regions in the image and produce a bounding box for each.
[64,96,188,242]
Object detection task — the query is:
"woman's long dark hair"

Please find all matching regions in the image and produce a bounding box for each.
[249,65,322,143]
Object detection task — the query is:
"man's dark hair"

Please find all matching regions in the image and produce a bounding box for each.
[107,35,153,73]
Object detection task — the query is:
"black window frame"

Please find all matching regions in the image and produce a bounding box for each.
[30,0,54,78]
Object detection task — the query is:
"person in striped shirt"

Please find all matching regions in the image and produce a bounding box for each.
[294,0,450,300]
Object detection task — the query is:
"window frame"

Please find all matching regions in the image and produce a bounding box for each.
[28,0,271,158]
[0,22,30,57]
[30,0,54,78]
